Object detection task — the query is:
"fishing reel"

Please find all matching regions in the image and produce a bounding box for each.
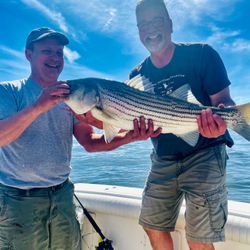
[74,194,114,250]
[96,238,114,250]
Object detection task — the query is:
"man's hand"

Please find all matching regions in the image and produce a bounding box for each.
[33,81,70,114]
[197,106,227,138]
[127,116,162,141]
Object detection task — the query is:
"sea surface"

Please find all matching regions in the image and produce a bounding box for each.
[70,131,250,203]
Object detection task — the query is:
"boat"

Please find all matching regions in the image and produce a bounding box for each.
[75,183,250,250]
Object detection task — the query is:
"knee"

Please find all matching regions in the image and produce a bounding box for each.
[187,240,214,250]
[143,227,173,249]
[143,227,167,238]
[143,226,154,235]
[143,226,171,236]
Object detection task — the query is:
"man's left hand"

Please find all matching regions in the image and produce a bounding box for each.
[197,107,227,138]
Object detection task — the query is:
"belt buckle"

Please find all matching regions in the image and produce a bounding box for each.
[18,189,30,196]
[51,180,66,192]
[50,184,59,192]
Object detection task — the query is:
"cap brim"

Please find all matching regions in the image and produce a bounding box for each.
[30,32,69,46]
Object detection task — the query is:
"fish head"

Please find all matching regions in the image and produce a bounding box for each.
[65,79,98,114]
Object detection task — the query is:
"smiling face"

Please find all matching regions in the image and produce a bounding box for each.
[25,38,64,86]
[136,3,172,54]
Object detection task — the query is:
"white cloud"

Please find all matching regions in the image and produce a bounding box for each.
[64,1,136,33]
[48,0,142,55]
[0,45,24,59]
[0,46,29,81]
[226,64,250,104]
[102,8,117,31]
[44,0,244,58]
[21,0,69,32]
[226,39,250,53]
[0,59,30,81]
[206,26,240,44]
[167,0,240,24]
[64,47,80,64]
[61,62,113,80]
[203,26,250,55]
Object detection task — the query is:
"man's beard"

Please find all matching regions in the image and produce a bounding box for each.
[143,34,166,53]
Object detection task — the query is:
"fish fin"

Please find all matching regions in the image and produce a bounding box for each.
[103,123,121,143]
[124,75,155,93]
[231,103,250,141]
[91,108,121,143]
[178,131,200,147]
[91,107,118,123]
[170,84,201,105]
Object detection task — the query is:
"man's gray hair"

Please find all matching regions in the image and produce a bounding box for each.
[136,0,170,18]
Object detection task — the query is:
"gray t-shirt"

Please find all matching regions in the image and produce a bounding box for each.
[0,78,74,189]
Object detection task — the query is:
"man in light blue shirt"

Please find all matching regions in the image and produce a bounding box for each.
[0,27,83,250]
[0,27,160,250]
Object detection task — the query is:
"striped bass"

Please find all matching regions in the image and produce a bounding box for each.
[65,76,250,146]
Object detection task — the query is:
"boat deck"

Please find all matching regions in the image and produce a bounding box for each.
[75,183,250,250]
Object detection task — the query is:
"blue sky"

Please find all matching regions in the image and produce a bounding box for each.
[1,0,250,104]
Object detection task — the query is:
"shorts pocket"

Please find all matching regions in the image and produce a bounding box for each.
[213,145,228,176]
[205,187,228,232]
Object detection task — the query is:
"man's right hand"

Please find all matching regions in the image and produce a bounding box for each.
[127,116,162,142]
[33,82,70,114]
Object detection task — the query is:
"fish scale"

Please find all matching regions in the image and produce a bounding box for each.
[65,77,250,146]
[100,87,201,122]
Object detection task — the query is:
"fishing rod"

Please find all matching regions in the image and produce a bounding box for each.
[74,193,114,250]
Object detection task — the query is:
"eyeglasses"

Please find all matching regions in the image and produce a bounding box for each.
[137,17,166,32]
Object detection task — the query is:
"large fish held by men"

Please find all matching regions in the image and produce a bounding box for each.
[65,76,250,147]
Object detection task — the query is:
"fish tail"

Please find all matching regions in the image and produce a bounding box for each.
[232,103,250,141]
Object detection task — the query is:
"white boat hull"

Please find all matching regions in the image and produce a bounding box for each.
[75,183,250,250]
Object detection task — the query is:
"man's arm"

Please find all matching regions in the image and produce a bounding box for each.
[73,116,162,152]
[0,82,69,147]
[197,87,235,138]
[0,105,43,147]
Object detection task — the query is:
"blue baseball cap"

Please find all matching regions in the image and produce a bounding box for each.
[26,27,69,49]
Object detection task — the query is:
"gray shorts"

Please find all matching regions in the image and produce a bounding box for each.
[0,179,81,250]
[139,144,228,243]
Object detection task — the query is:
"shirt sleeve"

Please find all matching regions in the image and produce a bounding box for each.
[129,68,139,80]
[200,44,231,96]
[0,83,18,120]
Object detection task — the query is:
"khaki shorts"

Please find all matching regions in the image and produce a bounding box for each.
[0,179,81,250]
[139,144,228,243]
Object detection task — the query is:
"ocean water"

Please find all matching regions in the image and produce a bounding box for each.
[70,131,250,203]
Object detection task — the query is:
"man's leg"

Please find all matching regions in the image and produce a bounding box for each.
[144,227,173,250]
[139,153,183,250]
[180,144,228,247]
[50,180,81,250]
[0,186,51,250]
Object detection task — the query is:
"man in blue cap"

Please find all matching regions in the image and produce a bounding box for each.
[0,27,160,249]
[0,27,83,250]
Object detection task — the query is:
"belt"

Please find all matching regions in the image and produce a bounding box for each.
[0,179,69,196]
